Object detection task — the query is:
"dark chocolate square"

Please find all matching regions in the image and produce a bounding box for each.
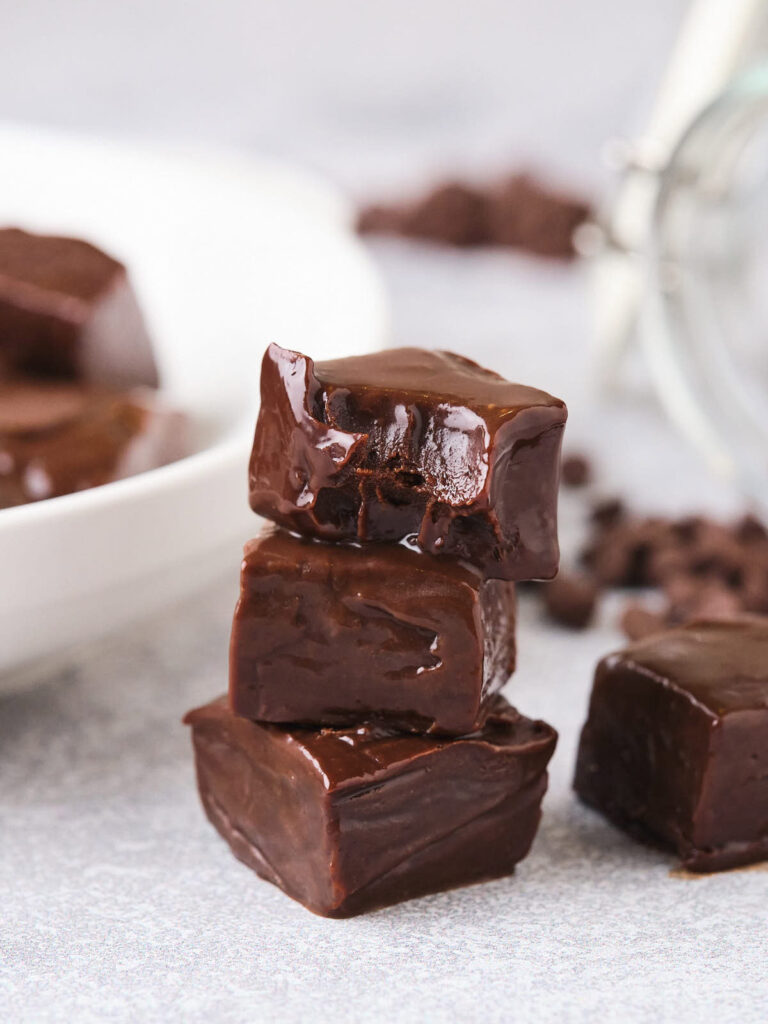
[248,344,567,580]
[185,695,557,917]
[230,527,516,735]
[574,618,768,872]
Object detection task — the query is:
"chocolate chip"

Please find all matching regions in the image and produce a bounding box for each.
[620,604,667,641]
[561,454,591,488]
[663,574,743,624]
[735,513,768,545]
[542,572,599,629]
[589,497,625,530]
[402,183,489,247]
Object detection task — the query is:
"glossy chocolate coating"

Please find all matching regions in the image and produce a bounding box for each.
[185,694,557,917]
[574,618,768,872]
[249,344,567,580]
[0,228,158,387]
[229,527,516,734]
[0,380,187,507]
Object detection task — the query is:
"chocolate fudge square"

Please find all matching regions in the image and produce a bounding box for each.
[574,618,768,872]
[0,228,157,387]
[230,528,516,735]
[249,344,567,580]
[185,695,557,917]
[0,381,186,508]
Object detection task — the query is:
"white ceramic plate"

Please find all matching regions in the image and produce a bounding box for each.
[0,124,388,682]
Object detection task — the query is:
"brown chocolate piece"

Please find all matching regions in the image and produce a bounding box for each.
[578,504,768,638]
[249,344,567,581]
[486,174,590,260]
[542,572,598,629]
[0,228,157,387]
[357,182,488,248]
[619,604,666,641]
[663,575,742,624]
[589,497,625,530]
[357,173,591,260]
[0,380,186,507]
[230,528,516,735]
[582,517,673,587]
[574,619,768,872]
[560,453,591,488]
[402,182,489,247]
[185,694,557,917]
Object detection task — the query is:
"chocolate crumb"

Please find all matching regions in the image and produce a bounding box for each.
[620,604,667,641]
[590,497,625,530]
[735,514,768,545]
[543,572,599,629]
[561,454,592,488]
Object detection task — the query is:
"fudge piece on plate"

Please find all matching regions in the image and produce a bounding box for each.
[0,227,158,388]
[0,380,186,507]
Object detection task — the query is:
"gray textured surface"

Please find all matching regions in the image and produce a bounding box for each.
[2,2,767,1022]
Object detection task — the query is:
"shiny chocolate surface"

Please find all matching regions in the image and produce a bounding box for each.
[248,344,566,580]
[229,527,516,734]
[574,618,768,872]
[185,694,557,917]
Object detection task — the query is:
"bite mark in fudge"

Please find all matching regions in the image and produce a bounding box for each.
[249,344,567,580]
[230,527,516,735]
[574,618,768,872]
[0,380,187,507]
[0,227,158,387]
[185,694,557,917]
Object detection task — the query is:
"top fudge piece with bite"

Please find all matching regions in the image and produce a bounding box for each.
[249,344,567,580]
[574,618,768,872]
[0,228,158,387]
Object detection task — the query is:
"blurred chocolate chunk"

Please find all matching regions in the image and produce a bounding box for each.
[561,453,592,488]
[0,380,187,508]
[663,575,742,625]
[0,227,158,388]
[402,182,489,247]
[357,171,591,259]
[543,573,598,629]
[589,497,625,530]
[579,496,768,639]
[485,174,591,259]
[619,604,667,641]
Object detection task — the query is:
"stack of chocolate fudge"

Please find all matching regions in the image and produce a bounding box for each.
[186,343,567,917]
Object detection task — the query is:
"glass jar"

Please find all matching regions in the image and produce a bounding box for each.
[646,63,768,505]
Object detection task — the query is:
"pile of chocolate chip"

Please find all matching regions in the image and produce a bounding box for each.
[540,454,768,639]
[357,173,592,260]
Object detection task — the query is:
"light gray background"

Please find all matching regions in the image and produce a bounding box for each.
[3,2,767,1023]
